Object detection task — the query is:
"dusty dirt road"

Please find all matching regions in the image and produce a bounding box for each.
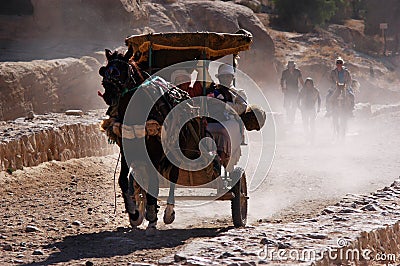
[1,108,399,265]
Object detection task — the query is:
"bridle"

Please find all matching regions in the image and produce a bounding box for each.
[103,58,146,96]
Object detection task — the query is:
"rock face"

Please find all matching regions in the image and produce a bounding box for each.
[328,24,381,55]
[143,0,275,81]
[0,0,275,67]
[233,0,262,13]
[0,57,106,121]
[0,111,117,172]
[0,0,145,61]
[1,0,276,121]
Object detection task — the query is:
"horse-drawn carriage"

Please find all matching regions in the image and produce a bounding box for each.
[99,30,265,230]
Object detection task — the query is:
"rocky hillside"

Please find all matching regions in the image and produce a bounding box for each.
[0,0,275,120]
[143,0,275,81]
[1,0,399,121]
[268,19,400,104]
[0,0,145,61]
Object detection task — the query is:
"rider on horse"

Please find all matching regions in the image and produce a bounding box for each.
[326,57,355,116]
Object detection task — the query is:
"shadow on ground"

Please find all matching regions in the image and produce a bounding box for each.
[22,226,230,265]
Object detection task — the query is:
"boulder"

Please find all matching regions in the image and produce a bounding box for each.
[143,0,275,81]
[233,0,262,13]
[328,24,381,55]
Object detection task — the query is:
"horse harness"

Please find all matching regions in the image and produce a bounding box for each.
[104,58,146,97]
[103,59,193,142]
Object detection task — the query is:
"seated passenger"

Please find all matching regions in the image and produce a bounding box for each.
[170,69,203,97]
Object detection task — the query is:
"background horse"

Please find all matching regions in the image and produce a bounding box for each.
[99,47,201,230]
[330,83,351,140]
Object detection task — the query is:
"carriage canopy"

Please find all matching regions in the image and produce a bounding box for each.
[125,30,253,69]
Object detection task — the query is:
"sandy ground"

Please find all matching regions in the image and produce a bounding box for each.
[1,108,399,265]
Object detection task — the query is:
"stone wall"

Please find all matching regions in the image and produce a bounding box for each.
[0,112,117,172]
[317,221,400,265]
[172,178,400,265]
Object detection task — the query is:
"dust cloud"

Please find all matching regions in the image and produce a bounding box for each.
[166,74,400,227]
[245,78,400,223]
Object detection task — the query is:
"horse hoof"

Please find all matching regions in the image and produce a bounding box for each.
[145,221,158,236]
[145,204,158,223]
[129,210,144,227]
[163,204,175,225]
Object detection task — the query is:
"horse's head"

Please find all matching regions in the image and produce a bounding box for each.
[99,47,145,106]
[336,82,346,90]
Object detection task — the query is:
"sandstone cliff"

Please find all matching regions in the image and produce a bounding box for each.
[0,57,106,121]
[141,0,275,81]
[0,0,275,121]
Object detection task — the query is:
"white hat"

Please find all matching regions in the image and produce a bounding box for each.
[216,64,235,77]
[336,57,345,64]
[171,69,191,84]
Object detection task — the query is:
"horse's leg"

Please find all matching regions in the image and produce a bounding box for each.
[139,137,162,232]
[119,149,141,226]
[167,165,178,204]
[119,149,130,194]
[333,112,340,141]
[143,166,159,227]
[340,112,347,140]
[164,165,178,224]
[131,162,158,233]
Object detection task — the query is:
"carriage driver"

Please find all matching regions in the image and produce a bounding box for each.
[326,57,355,116]
[206,64,247,172]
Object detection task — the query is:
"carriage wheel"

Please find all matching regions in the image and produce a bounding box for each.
[230,167,248,227]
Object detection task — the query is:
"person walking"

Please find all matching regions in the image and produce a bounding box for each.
[280,60,304,124]
[298,77,321,143]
